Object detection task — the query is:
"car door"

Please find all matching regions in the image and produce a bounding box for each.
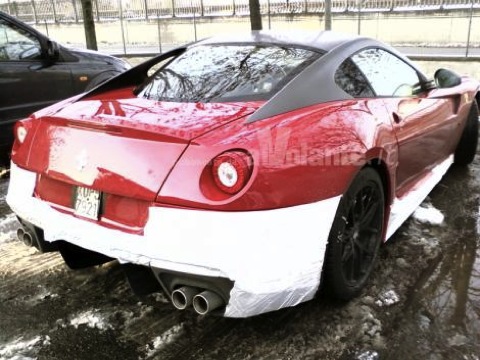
[350,48,459,195]
[0,16,73,123]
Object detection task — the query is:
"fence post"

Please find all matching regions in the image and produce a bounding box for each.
[357,0,361,34]
[192,1,197,41]
[93,0,99,21]
[31,0,38,24]
[72,0,79,22]
[267,0,271,29]
[157,9,162,53]
[12,0,19,17]
[44,19,49,36]
[144,0,149,20]
[466,0,474,57]
[118,0,127,54]
[171,0,175,17]
[51,0,58,22]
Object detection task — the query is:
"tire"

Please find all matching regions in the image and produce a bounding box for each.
[323,168,385,300]
[454,99,479,166]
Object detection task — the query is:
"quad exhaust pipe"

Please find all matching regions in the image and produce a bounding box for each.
[15,221,57,253]
[17,228,33,247]
[171,286,225,315]
[171,286,199,310]
[192,290,224,315]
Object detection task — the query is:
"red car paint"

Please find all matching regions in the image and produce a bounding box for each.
[12,80,477,230]
[10,48,479,237]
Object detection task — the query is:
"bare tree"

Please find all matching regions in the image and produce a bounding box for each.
[80,0,98,50]
[249,0,263,30]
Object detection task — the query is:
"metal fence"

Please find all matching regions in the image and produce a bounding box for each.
[1,0,480,56]
[1,0,480,23]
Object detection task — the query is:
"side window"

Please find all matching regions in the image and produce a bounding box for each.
[335,58,375,98]
[0,19,41,61]
[351,48,420,97]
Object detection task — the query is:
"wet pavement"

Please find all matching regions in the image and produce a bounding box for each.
[0,156,479,359]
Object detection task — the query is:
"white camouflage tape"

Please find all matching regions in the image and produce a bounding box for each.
[7,162,340,317]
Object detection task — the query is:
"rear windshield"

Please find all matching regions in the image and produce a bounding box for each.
[136,44,320,103]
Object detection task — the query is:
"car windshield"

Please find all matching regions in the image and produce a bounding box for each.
[136,44,320,102]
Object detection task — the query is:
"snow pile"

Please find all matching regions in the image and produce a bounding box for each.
[69,310,112,330]
[0,336,50,360]
[145,323,185,358]
[356,350,379,360]
[448,334,469,347]
[0,214,21,244]
[26,285,59,305]
[413,204,444,225]
[375,290,400,307]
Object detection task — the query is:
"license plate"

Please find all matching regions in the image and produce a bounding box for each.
[74,186,101,220]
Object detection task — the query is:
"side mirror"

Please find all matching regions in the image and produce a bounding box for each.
[434,68,461,89]
[45,40,59,63]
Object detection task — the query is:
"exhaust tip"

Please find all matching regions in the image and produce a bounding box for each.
[171,286,199,310]
[17,228,33,247]
[16,228,25,241]
[193,291,224,315]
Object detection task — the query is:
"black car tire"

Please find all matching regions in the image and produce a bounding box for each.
[323,168,385,300]
[454,99,479,166]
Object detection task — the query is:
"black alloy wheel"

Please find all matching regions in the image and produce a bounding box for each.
[323,167,385,300]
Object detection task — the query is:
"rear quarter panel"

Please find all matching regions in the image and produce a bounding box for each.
[158,99,398,211]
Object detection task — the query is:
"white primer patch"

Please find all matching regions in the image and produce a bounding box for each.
[7,163,340,318]
[413,204,444,225]
[386,155,453,239]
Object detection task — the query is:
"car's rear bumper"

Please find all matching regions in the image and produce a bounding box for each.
[7,162,340,317]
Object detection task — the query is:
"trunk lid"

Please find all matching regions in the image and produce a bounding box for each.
[23,94,259,201]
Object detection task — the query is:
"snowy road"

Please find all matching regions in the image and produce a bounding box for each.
[0,157,480,359]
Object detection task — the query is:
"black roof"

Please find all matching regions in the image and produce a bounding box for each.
[85,30,428,123]
[196,30,365,53]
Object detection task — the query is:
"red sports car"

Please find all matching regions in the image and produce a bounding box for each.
[7,31,479,318]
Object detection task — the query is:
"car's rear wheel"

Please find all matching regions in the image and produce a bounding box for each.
[323,168,385,300]
[454,99,479,166]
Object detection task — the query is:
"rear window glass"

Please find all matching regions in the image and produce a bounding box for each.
[136,44,320,102]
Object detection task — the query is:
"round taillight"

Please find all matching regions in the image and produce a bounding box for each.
[212,151,252,194]
[16,125,27,144]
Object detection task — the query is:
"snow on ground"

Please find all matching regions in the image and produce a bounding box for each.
[0,214,20,245]
[145,323,185,359]
[67,310,113,330]
[0,336,50,360]
[413,204,445,225]
[375,290,400,307]
[356,350,380,360]
[25,285,59,306]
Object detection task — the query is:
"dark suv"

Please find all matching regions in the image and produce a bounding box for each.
[0,11,130,165]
